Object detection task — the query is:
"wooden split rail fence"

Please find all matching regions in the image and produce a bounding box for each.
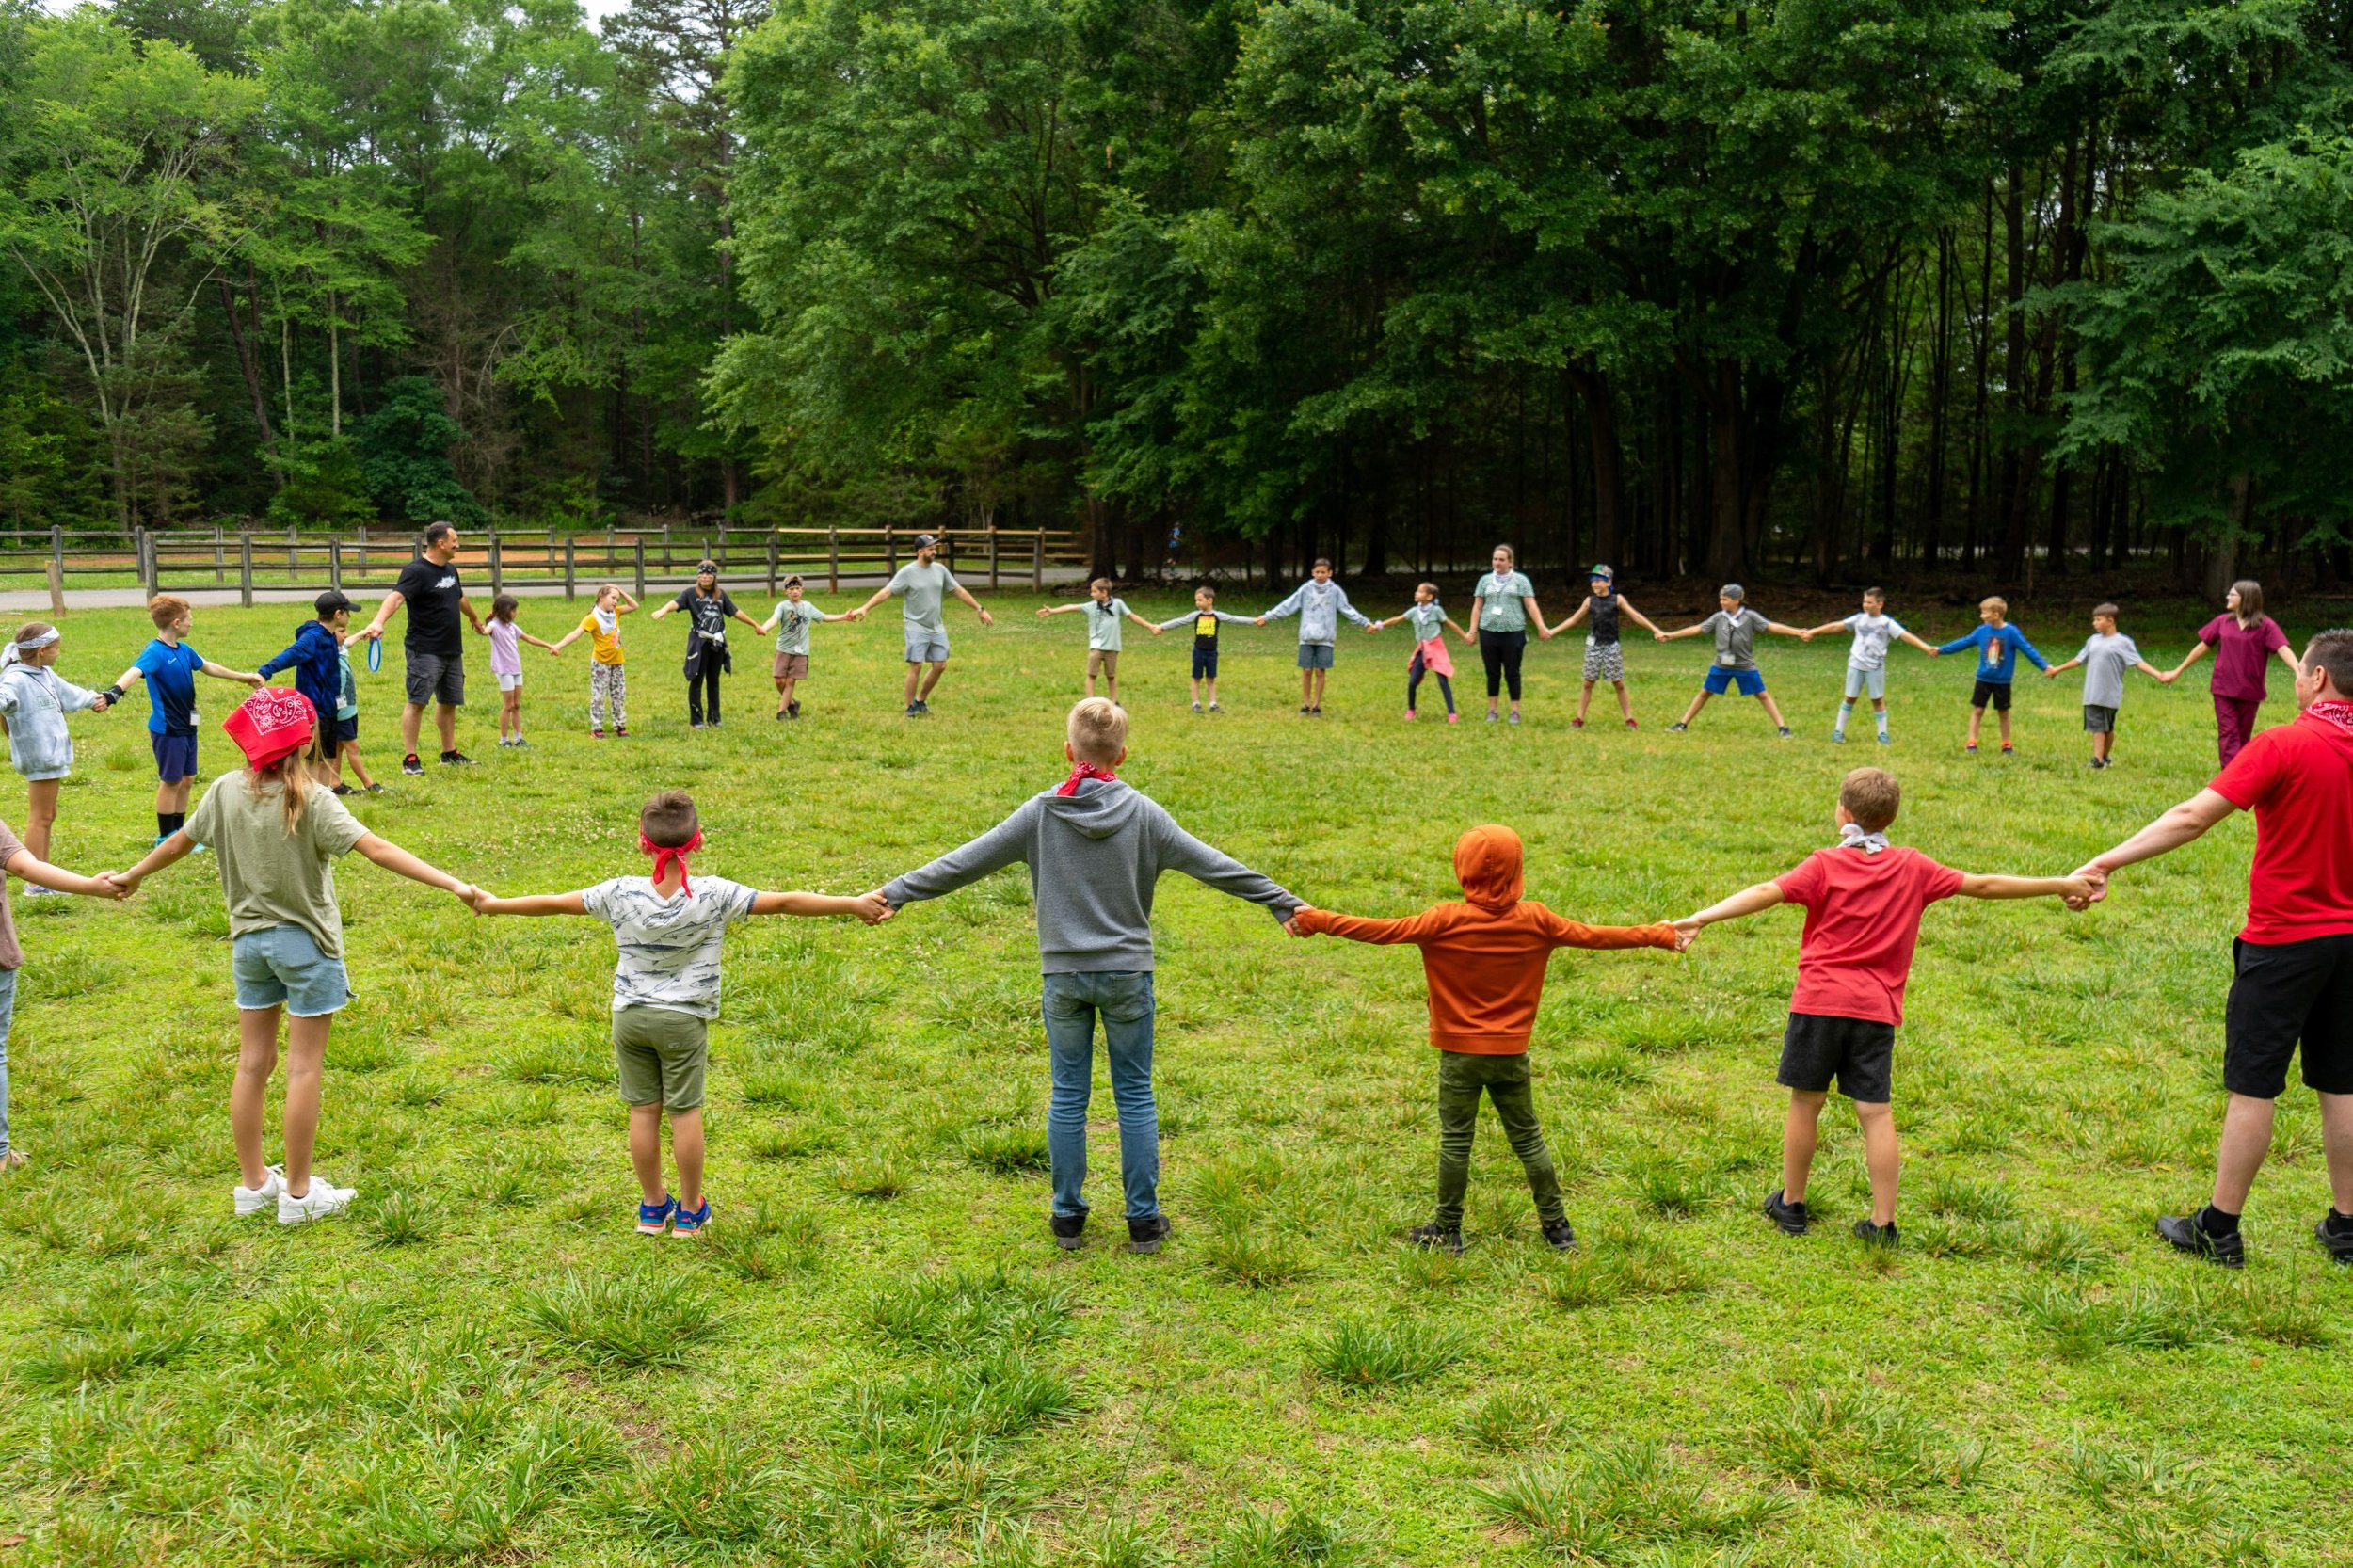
[2,524,1089,609]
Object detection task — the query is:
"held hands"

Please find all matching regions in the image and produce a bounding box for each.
[90,873,132,901]
[1152,624,1165,636]
[1282,904,1314,937]
[1653,630,1668,643]
[1670,918,1703,952]
[1364,621,1381,635]
[2063,865,2109,911]
[852,889,894,925]
[2159,670,2179,684]
[100,869,141,895]
[1254,616,1268,627]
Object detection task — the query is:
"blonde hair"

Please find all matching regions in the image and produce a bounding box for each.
[1491,544,1515,567]
[1089,577,1114,595]
[1839,767,1901,833]
[251,751,310,836]
[148,593,192,631]
[1067,696,1128,765]
[1980,596,2008,616]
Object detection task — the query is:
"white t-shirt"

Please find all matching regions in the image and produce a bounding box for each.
[581,875,758,1018]
[1842,612,1908,671]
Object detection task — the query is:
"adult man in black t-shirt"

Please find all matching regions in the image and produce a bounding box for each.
[353,521,486,774]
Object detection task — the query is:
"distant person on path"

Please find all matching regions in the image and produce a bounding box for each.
[0,622,113,881]
[850,534,996,717]
[352,520,485,776]
[758,576,860,720]
[2072,629,2353,1269]
[259,591,358,791]
[1288,824,1684,1255]
[1547,565,1664,729]
[1370,582,1468,723]
[477,594,557,747]
[1465,545,1550,725]
[466,789,891,1238]
[1037,578,1161,704]
[1931,596,2049,755]
[105,687,481,1224]
[2166,580,2300,766]
[874,698,1305,1255]
[1257,557,1373,716]
[2043,602,2168,770]
[650,562,763,728]
[1675,767,2090,1247]
[549,584,640,738]
[1659,585,1803,737]
[113,594,264,845]
[1154,585,1253,714]
[1797,587,1936,745]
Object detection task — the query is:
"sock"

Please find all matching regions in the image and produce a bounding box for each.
[157,811,174,837]
[2325,1208,2353,1239]
[1875,711,1889,738]
[1834,700,1852,735]
[2199,1203,2240,1238]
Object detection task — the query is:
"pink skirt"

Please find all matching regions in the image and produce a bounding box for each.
[1411,636,1455,678]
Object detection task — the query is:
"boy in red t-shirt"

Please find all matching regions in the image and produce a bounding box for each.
[1677,768,2090,1245]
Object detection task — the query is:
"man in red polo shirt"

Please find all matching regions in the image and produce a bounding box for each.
[2075,628,2353,1268]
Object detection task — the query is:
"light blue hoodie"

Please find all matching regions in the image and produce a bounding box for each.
[0,663,104,780]
[1260,579,1371,646]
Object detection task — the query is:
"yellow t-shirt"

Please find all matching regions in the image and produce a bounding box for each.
[581,611,625,665]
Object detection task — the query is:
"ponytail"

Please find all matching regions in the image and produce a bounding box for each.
[251,752,309,836]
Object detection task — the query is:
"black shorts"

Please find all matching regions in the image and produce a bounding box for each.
[2082,704,2117,734]
[1971,680,2012,712]
[1778,1012,1896,1104]
[2223,935,2353,1098]
[331,716,359,745]
[1193,645,1218,680]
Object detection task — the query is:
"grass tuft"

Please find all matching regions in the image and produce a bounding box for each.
[518,1269,728,1368]
[1306,1317,1470,1390]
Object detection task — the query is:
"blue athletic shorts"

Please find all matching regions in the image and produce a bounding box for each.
[1192,646,1218,680]
[1703,665,1766,697]
[151,730,199,783]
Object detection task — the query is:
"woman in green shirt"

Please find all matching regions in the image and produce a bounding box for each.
[1466,545,1550,724]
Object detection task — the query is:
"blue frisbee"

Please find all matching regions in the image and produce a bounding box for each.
[366,637,382,673]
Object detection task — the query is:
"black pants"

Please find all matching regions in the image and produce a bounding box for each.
[1480,629,1526,701]
[1408,653,1456,714]
[688,663,722,725]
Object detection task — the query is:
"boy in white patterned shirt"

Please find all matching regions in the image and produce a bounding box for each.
[470,791,890,1236]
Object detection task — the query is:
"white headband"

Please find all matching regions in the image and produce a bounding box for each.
[9,629,58,653]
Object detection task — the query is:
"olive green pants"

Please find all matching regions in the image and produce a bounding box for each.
[1434,1050,1564,1226]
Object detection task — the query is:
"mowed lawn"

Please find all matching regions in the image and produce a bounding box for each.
[2,589,2347,1568]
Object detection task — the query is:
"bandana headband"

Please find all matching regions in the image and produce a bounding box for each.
[1838,821,1891,855]
[10,629,59,653]
[2307,699,2353,738]
[641,828,704,894]
[1056,762,1119,797]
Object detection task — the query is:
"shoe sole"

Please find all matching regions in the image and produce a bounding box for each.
[278,1203,353,1225]
[1053,1234,1084,1251]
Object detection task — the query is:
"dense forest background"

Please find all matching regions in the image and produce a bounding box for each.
[5,0,2352,590]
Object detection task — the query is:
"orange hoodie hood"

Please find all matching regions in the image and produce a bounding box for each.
[1453,825,1524,913]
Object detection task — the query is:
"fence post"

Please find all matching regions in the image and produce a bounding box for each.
[766,530,778,595]
[633,536,647,600]
[357,522,368,580]
[329,538,343,593]
[827,526,840,593]
[46,559,65,617]
[139,528,159,599]
[1032,532,1044,592]
[663,524,673,574]
[50,524,63,592]
[886,525,897,575]
[213,522,225,585]
[239,533,254,608]
[988,526,1000,591]
[286,521,297,574]
[564,536,576,599]
[489,534,503,594]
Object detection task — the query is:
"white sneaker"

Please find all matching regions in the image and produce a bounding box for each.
[278,1176,357,1224]
[233,1166,285,1217]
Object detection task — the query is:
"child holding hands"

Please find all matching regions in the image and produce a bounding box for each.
[0,622,113,877]
[1154,586,1253,713]
[1370,583,1469,722]
[760,576,858,719]
[470,790,891,1237]
[1674,767,2091,1245]
[548,584,638,738]
[1037,579,1161,705]
[479,594,558,746]
[109,595,264,846]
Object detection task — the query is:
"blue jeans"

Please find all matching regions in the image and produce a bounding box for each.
[0,966,17,1158]
[1042,970,1159,1220]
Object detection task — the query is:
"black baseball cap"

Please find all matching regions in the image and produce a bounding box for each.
[315,589,355,616]
[914,533,940,551]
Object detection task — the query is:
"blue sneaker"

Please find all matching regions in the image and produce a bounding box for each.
[670,1196,711,1238]
[636,1193,677,1236]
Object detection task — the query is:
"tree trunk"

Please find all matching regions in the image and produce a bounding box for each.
[217,273,281,480]
[1567,367,1625,567]
[1997,164,2030,577]
[2206,473,2251,600]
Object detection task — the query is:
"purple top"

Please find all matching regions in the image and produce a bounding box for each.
[2199,614,2289,701]
[488,619,522,678]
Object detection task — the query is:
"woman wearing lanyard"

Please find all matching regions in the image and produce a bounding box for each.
[1465,545,1549,725]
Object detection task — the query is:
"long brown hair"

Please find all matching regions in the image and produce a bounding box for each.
[250,751,310,835]
[2231,579,2265,627]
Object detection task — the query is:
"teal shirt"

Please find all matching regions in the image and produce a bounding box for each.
[1400,602,1449,642]
[1474,571,1535,632]
[335,648,359,721]
[1083,599,1129,651]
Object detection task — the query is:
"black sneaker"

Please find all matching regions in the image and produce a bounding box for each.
[913,700,930,715]
[439,750,476,766]
[1541,1219,1577,1253]
[2315,1215,2353,1263]
[1852,1218,1898,1248]
[1667,722,1689,733]
[331,784,355,796]
[1127,1214,1170,1255]
[788,700,800,717]
[774,709,788,721]
[1049,1212,1086,1252]
[904,703,920,718]
[691,721,705,729]
[401,754,424,776]
[1777,727,1793,739]
[1299,705,1311,716]
[1409,1222,1465,1256]
[2157,1211,2245,1269]
[365,782,386,794]
[1762,1189,1809,1235]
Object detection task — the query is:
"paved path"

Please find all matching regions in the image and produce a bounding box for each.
[0,567,1091,613]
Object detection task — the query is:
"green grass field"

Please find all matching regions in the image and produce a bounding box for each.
[2,591,2346,1567]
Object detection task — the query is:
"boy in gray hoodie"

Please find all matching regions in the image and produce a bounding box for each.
[878,697,1304,1252]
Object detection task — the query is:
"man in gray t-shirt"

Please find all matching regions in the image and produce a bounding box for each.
[2045,604,2167,767]
[850,534,996,717]
[1658,584,1805,736]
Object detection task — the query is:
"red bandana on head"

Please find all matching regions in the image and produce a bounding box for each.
[2307,699,2353,738]
[641,829,705,895]
[223,686,316,770]
[1056,762,1119,796]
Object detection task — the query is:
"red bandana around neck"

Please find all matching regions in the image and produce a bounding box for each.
[641,829,705,894]
[2307,699,2353,737]
[1056,762,1119,796]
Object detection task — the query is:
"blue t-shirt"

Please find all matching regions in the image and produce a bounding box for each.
[135,639,204,736]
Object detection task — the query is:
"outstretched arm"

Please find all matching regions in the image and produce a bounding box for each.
[104,830,200,891]
[2071,789,2239,902]
[2274,642,2303,674]
[547,625,585,655]
[1658,623,1706,642]
[750,888,893,922]
[473,891,590,917]
[2167,639,2211,680]
[1897,630,1938,654]
[517,630,558,652]
[1675,880,1785,933]
[878,804,1036,907]
[952,583,994,623]
[1035,602,1085,617]
[1153,811,1301,923]
[1618,600,1662,638]
[356,589,406,641]
[1289,906,1434,944]
[353,833,478,906]
[2045,656,2082,678]
[1763,620,1809,639]
[1554,599,1593,635]
[648,598,678,620]
[730,606,766,632]
[1956,872,2095,902]
[5,845,128,901]
[200,659,265,687]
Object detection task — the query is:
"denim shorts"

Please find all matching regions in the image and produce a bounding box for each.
[232,925,351,1016]
[904,631,950,664]
[1703,664,1766,696]
[1296,642,1336,670]
[151,730,200,783]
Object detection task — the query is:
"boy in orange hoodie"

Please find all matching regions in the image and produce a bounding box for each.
[1289,825,1685,1253]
